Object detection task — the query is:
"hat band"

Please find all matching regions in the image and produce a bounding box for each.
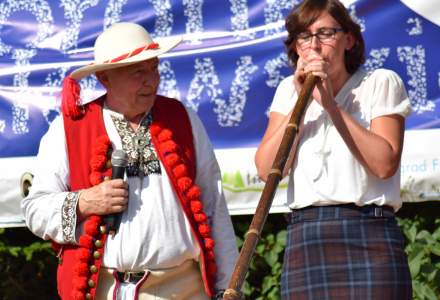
[100,42,160,64]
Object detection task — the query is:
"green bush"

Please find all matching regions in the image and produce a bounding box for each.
[0,207,439,300]
[0,227,57,299]
[397,216,440,300]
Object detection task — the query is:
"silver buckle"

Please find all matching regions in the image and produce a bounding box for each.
[374,207,383,217]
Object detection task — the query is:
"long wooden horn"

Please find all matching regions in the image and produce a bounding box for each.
[223,74,319,300]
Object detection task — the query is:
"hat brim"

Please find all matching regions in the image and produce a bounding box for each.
[70,35,182,80]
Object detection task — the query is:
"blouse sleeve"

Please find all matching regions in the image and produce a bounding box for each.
[270,75,297,115]
[370,69,412,119]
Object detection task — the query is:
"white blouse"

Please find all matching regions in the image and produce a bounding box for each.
[270,68,412,211]
[21,105,238,290]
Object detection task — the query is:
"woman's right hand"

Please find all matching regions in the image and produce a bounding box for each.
[293,55,334,109]
[77,179,129,221]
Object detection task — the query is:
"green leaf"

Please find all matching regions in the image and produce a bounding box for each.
[412,280,424,300]
[264,250,279,267]
[407,223,418,243]
[416,230,435,246]
[267,286,281,300]
[262,275,277,294]
[432,227,440,241]
[420,281,438,300]
[430,242,440,257]
[409,245,426,277]
[276,230,287,245]
[420,264,438,282]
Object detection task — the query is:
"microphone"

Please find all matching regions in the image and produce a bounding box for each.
[106,149,128,235]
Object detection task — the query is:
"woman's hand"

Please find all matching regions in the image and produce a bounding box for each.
[77,178,129,221]
[293,54,335,110]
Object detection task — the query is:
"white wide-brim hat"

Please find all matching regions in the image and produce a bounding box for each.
[62,22,182,118]
[70,22,182,80]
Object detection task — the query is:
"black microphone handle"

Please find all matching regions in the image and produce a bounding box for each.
[105,165,126,233]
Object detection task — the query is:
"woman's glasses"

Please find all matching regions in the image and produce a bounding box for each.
[296,27,345,47]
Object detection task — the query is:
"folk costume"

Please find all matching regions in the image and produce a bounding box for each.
[22,23,238,300]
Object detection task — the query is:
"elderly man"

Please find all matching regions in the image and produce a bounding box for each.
[22,22,238,300]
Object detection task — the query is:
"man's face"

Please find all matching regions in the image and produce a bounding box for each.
[98,58,160,106]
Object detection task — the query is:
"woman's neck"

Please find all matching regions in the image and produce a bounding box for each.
[330,69,351,96]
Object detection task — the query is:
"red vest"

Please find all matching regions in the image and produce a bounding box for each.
[58,95,215,299]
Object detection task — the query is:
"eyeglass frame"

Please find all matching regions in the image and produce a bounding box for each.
[295,27,346,47]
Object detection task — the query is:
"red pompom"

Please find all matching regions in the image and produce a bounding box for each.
[159,140,178,153]
[204,238,215,250]
[72,276,88,291]
[186,186,201,200]
[173,164,188,178]
[76,247,90,261]
[74,262,89,276]
[84,218,99,236]
[89,171,103,186]
[158,128,173,142]
[79,235,93,249]
[190,200,203,213]
[206,250,215,260]
[177,177,193,192]
[207,262,217,278]
[61,75,83,119]
[88,215,102,224]
[164,153,180,167]
[198,223,211,237]
[194,212,208,223]
[90,154,107,172]
[93,140,111,156]
[150,123,162,136]
[71,290,86,300]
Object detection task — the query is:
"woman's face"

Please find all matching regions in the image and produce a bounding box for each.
[295,11,354,76]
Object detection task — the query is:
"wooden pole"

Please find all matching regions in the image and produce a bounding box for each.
[223,74,319,300]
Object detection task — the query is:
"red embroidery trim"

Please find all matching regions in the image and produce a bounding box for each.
[150,122,217,286]
[71,135,112,300]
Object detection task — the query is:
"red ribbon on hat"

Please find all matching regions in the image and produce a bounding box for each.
[103,42,159,64]
[61,42,160,119]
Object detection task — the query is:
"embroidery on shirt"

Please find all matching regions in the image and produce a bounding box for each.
[110,113,161,177]
[61,191,79,243]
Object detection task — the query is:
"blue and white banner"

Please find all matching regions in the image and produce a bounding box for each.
[0,0,439,226]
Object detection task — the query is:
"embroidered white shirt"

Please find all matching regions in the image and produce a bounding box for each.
[21,104,238,290]
[270,68,412,211]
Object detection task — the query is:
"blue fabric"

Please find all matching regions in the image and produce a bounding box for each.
[281,204,412,300]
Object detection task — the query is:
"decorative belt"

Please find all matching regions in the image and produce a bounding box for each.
[115,271,146,284]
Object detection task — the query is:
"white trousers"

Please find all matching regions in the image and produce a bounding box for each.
[95,260,210,300]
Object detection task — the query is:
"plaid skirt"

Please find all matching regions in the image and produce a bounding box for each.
[281,204,412,300]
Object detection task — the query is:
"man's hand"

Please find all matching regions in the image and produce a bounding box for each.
[77,179,129,221]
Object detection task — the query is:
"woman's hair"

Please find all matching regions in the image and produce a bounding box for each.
[284,0,365,74]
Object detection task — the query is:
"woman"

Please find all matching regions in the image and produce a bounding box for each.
[255,0,412,299]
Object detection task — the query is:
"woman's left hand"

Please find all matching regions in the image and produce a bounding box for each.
[301,53,335,110]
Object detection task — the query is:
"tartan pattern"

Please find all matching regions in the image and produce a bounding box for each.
[281,205,412,300]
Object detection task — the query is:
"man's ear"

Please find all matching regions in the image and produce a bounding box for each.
[95,71,108,88]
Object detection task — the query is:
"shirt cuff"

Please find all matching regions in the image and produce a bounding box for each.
[61,191,81,243]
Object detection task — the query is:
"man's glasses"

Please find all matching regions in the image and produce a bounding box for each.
[296,27,345,47]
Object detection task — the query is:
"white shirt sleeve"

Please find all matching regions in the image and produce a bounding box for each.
[270,75,297,115]
[21,116,72,243]
[186,108,239,291]
[370,69,412,119]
